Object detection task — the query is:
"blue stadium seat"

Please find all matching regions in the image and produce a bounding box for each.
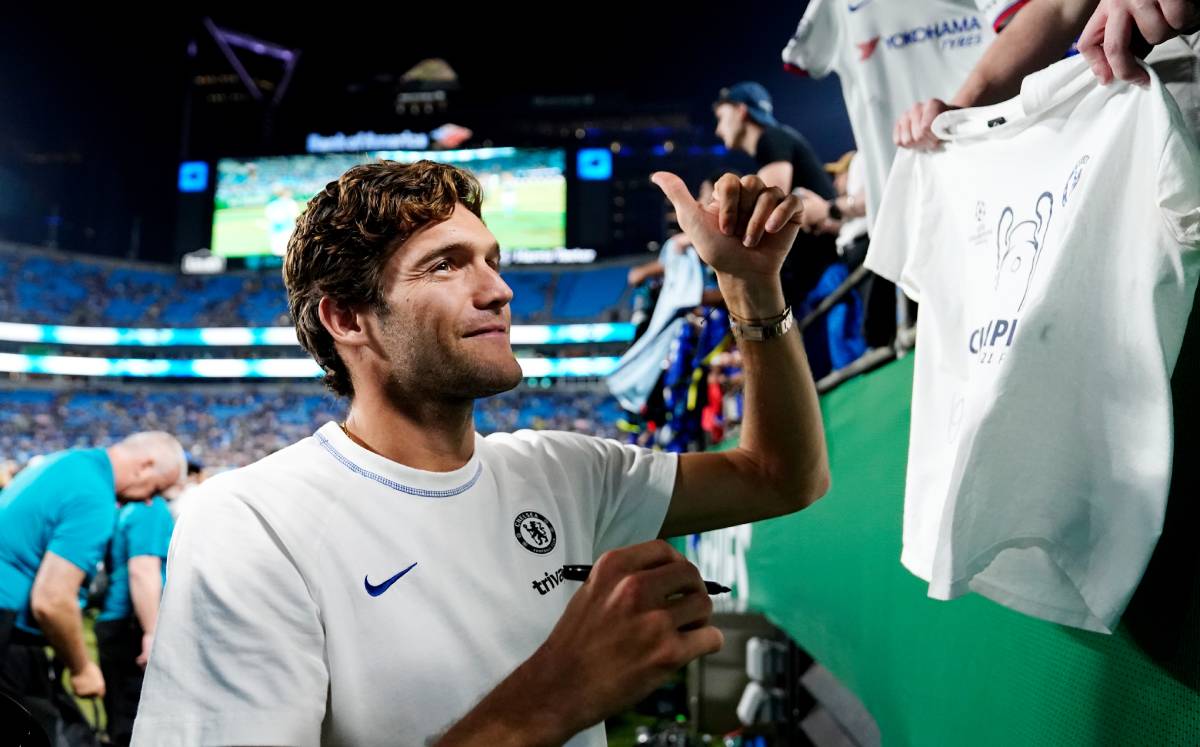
[0,387,623,468]
[0,245,634,327]
[504,272,553,322]
[551,267,628,320]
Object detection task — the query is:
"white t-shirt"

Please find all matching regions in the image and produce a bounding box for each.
[782,0,1023,228]
[1147,32,1200,138]
[866,56,1200,633]
[132,422,678,746]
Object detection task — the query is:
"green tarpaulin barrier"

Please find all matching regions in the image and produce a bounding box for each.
[685,353,1200,745]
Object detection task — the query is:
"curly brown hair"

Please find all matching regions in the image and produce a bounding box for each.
[283,160,484,398]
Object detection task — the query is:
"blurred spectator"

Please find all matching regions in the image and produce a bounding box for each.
[893,0,1200,148]
[0,432,184,737]
[163,459,206,521]
[795,150,868,261]
[798,151,898,349]
[96,490,175,746]
[0,459,18,489]
[712,81,840,305]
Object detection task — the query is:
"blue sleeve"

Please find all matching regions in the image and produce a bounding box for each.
[127,502,175,560]
[47,492,116,575]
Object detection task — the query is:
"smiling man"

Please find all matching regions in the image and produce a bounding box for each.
[132,160,829,747]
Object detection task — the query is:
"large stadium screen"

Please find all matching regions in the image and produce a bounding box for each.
[211,148,566,258]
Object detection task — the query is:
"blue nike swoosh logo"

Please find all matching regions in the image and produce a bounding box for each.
[848,0,871,11]
[364,562,418,597]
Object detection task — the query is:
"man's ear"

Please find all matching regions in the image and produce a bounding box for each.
[318,296,370,347]
[136,456,156,483]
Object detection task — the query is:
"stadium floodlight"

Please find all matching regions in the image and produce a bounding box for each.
[203,18,300,108]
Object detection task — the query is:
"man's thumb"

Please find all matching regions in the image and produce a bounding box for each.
[651,172,699,223]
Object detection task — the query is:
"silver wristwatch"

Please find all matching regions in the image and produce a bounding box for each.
[728,306,794,342]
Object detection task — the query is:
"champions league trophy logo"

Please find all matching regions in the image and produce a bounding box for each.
[995,191,1054,313]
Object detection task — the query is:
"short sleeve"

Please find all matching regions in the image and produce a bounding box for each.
[755,128,792,170]
[979,0,1030,32]
[1157,115,1200,248]
[46,492,114,576]
[126,501,173,560]
[519,431,678,559]
[131,484,327,747]
[864,147,928,302]
[781,0,842,78]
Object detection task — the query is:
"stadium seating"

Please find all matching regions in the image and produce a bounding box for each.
[0,244,638,473]
[0,244,633,327]
[503,271,555,321]
[0,386,623,471]
[551,266,630,320]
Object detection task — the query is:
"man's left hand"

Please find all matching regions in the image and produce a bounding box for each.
[1079,0,1200,85]
[795,189,833,231]
[651,171,803,282]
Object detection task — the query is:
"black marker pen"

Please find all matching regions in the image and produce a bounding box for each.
[561,564,731,595]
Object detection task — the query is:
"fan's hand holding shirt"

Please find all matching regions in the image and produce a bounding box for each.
[783,0,1025,226]
[867,56,1200,632]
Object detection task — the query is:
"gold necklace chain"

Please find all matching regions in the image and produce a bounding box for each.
[339,422,381,456]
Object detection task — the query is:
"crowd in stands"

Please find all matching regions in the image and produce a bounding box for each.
[475,388,622,439]
[0,243,635,328]
[0,246,292,328]
[0,241,642,477]
[0,386,621,473]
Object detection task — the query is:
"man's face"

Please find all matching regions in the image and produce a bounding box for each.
[366,203,522,405]
[714,102,748,151]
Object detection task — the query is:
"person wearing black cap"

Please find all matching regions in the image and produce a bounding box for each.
[714,81,841,314]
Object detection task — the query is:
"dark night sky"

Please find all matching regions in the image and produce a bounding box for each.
[0,4,853,263]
